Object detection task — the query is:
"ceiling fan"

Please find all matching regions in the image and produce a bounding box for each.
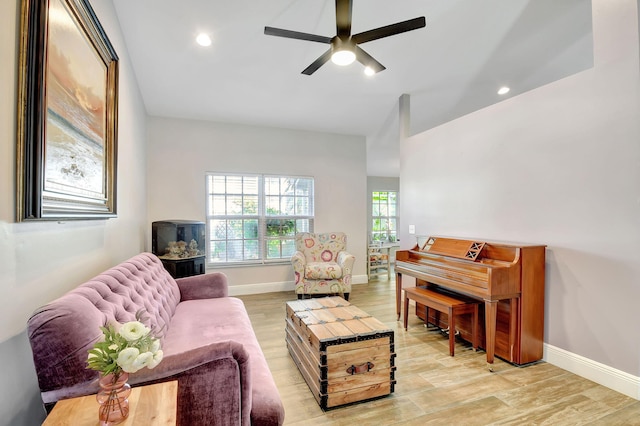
[264,0,426,75]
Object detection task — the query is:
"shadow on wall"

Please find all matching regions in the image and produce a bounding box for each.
[0,331,46,426]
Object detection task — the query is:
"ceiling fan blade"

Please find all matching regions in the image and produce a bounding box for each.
[335,0,353,39]
[352,16,426,44]
[355,46,385,73]
[264,26,332,44]
[301,49,333,75]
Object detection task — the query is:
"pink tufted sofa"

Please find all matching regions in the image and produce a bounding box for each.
[27,252,284,426]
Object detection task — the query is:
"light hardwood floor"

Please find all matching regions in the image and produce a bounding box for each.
[238,279,640,425]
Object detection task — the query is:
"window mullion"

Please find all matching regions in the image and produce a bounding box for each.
[258,175,265,261]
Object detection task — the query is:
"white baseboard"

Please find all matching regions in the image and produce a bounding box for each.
[227,275,369,296]
[228,280,292,296]
[351,274,369,284]
[544,343,640,400]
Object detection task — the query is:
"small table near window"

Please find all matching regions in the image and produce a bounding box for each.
[42,381,178,425]
[368,242,399,280]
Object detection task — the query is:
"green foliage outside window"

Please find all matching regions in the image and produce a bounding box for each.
[207,174,313,263]
[371,191,397,242]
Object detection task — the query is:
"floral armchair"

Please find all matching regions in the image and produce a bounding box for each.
[291,232,355,300]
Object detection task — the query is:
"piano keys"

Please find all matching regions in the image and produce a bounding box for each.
[395,237,545,367]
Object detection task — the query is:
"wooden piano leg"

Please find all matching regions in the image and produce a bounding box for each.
[484,300,498,371]
[396,272,403,320]
[472,303,479,351]
[403,291,409,330]
[509,297,518,363]
[448,306,455,356]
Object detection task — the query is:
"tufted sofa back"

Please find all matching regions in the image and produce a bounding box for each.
[27,253,181,399]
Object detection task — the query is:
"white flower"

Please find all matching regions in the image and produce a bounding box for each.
[119,321,150,342]
[121,363,140,373]
[87,314,163,376]
[116,347,140,370]
[126,352,154,373]
[147,350,164,369]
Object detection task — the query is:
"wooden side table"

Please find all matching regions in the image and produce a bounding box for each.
[43,380,178,425]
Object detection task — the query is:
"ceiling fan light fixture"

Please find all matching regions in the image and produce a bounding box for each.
[196,33,212,47]
[331,37,356,66]
[331,49,356,66]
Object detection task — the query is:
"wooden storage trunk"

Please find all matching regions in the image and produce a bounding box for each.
[285,297,395,409]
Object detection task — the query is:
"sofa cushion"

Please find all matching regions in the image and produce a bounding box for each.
[304,262,343,280]
[161,296,283,425]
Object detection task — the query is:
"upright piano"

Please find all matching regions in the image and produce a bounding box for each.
[395,237,545,367]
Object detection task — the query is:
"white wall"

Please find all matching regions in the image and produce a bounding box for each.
[146,117,368,293]
[0,0,148,423]
[366,102,401,177]
[400,0,640,385]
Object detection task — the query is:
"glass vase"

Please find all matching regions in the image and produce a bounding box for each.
[96,372,131,425]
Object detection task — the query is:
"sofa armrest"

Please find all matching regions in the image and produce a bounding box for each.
[337,251,356,276]
[131,340,252,426]
[176,272,229,300]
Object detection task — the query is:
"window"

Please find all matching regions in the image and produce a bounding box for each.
[206,173,314,265]
[371,191,397,243]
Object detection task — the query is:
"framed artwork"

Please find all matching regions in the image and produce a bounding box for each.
[17,0,119,221]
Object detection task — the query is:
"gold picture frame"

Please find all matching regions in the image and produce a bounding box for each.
[17,0,118,221]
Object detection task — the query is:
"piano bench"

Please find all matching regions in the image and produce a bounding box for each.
[403,286,480,356]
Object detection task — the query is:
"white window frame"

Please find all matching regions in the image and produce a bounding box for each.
[205,173,314,266]
[371,190,397,243]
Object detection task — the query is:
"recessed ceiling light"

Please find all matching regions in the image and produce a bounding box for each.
[196,33,212,47]
[497,86,510,95]
[364,67,375,76]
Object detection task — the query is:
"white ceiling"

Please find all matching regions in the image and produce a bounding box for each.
[112,0,593,174]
